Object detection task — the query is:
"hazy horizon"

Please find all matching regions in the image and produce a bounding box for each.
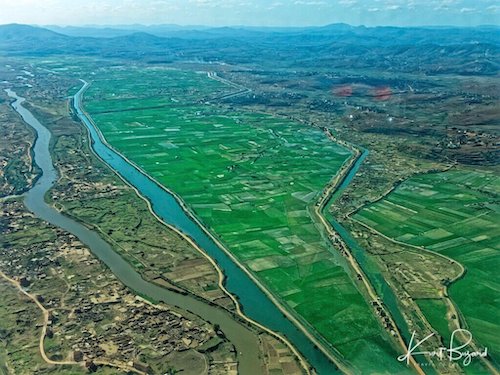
[0,0,498,28]
[5,22,500,30]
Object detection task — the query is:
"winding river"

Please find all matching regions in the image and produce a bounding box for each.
[6,78,415,374]
[6,88,263,375]
[6,85,342,374]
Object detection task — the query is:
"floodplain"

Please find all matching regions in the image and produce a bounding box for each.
[81,66,407,372]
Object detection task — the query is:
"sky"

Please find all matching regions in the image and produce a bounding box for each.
[0,0,498,27]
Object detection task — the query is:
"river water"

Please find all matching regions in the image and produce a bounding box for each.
[7,80,412,374]
[6,88,266,375]
[323,150,411,342]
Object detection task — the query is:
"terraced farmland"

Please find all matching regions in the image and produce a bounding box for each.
[83,67,406,372]
[355,169,500,362]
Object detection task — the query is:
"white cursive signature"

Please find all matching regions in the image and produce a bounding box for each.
[398,329,488,366]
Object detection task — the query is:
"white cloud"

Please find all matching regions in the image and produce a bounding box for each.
[338,0,358,6]
[294,0,327,5]
[487,5,500,12]
[267,1,284,10]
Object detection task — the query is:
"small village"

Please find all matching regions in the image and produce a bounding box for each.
[0,198,238,374]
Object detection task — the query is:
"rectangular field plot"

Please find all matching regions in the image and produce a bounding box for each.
[83,67,405,372]
[355,170,500,359]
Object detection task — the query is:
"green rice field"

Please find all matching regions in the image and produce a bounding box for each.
[356,170,500,364]
[81,66,407,372]
[416,299,451,345]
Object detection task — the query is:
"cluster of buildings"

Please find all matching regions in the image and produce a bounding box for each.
[443,128,499,164]
[0,199,234,374]
[71,301,216,365]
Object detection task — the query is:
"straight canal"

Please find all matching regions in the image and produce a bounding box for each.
[6,85,341,374]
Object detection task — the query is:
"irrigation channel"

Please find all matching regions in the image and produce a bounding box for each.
[75,79,420,372]
[71,82,342,374]
[7,79,416,374]
[5,85,343,374]
[324,151,412,342]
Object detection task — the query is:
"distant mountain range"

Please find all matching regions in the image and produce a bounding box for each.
[1,23,498,75]
[43,23,500,43]
[45,24,211,38]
